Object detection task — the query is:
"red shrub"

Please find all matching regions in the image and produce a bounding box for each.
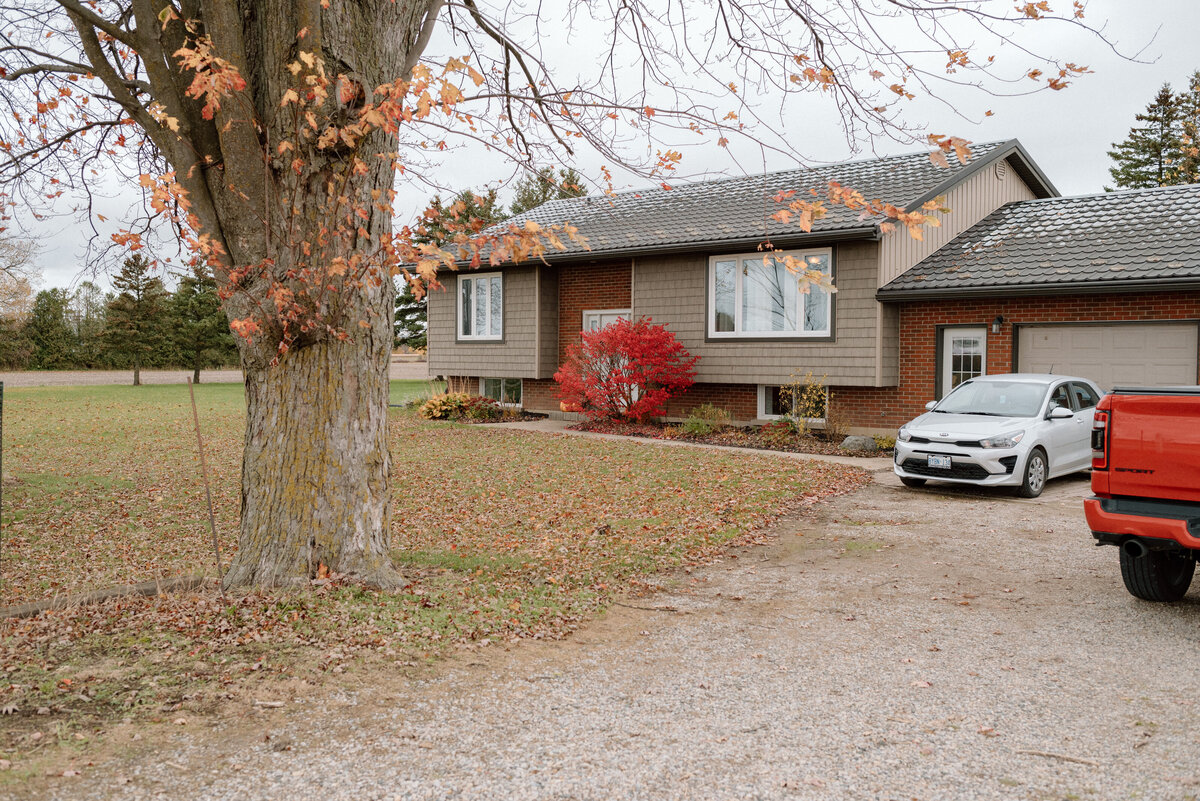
[554,317,698,421]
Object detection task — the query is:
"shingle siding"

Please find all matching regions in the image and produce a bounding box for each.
[426,266,540,378]
[537,268,559,379]
[881,183,1200,296]
[879,157,1038,287]
[631,242,881,386]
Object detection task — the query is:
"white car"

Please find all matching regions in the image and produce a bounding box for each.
[894,374,1102,498]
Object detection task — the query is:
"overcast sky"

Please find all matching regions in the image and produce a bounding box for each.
[17,0,1200,291]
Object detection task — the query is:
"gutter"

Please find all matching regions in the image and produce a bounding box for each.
[876,277,1200,302]
[451,225,880,270]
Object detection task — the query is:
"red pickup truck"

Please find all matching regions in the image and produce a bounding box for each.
[1086,387,1200,601]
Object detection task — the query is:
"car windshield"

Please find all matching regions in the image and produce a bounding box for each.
[934,380,1048,418]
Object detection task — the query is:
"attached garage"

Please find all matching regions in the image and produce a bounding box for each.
[1017,322,1200,390]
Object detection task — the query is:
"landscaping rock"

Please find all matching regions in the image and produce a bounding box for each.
[839,435,879,452]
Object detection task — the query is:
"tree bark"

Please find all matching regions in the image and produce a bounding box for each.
[209,0,435,588]
[193,364,201,385]
[223,321,395,588]
[133,355,141,387]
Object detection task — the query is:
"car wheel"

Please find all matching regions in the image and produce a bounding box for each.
[1016,448,1047,498]
[899,476,927,488]
[1119,546,1196,602]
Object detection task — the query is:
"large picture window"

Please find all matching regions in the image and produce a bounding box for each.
[458,272,503,340]
[709,250,832,338]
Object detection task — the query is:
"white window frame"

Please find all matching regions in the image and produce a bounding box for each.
[940,327,987,398]
[757,384,827,425]
[582,308,631,333]
[479,377,523,407]
[708,248,833,339]
[457,272,503,341]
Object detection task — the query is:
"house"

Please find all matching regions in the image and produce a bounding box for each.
[426,139,1200,432]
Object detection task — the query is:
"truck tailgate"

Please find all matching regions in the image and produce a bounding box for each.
[1108,393,1200,504]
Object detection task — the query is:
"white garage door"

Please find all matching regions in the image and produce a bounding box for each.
[1017,323,1198,390]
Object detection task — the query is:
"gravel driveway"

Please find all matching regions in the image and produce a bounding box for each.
[22,470,1200,801]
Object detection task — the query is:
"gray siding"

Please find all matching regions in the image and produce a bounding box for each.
[631,242,881,386]
[879,157,1037,287]
[426,266,540,379]
[877,302,899,385]
[537,267,560,379]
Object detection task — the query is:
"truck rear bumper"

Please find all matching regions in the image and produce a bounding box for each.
[1086,496,1200,550]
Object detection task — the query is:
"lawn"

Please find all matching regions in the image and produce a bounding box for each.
[0,380,867,757]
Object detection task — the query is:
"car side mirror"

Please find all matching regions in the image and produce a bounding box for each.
[924,400,937,411]
[1048,406,1074,420]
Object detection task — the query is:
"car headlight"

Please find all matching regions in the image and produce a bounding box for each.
[980,430,1025,449]
[897,427,912,442]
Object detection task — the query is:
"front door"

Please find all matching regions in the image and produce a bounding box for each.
[941,327,987,398]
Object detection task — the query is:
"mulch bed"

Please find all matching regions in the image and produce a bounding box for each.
[569,419,892,458]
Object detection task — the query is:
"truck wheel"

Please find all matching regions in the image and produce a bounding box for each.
[1016,448,1047,498]
[899,477,927,488]
[1119,547,1195,602]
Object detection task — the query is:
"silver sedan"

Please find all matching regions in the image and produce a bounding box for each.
[893,373,1102,498]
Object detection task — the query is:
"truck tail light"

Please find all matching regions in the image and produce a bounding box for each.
[1091,410,1109,469]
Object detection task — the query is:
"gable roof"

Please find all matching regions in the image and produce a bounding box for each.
[487,139,1054,264]
[877,183,1200,299]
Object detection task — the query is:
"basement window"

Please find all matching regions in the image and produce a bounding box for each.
[481,377,522,406]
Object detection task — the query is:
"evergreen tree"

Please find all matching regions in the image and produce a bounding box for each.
[0,316,34,369]
[399,188,509,351]
[23,288,75,369]
[1108,83,1183,189]
[394,278,428,351]
[1174,71,1200,185]
[509,167,588,216]
[68,281,109,367]
[172,263,237,382]
[104,254,170,385]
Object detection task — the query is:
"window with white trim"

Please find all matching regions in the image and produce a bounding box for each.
[757,384,827,423]
[458,272,503,340]
[582,309,630,332]
[710,249,832,338]
[480,377,522,406]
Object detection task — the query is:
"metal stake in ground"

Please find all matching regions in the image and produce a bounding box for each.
[187,377,225,592]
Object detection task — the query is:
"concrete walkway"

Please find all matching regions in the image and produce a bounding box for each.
[489,416,895,471]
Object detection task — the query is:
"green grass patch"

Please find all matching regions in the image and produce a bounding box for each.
[0,381,867,754]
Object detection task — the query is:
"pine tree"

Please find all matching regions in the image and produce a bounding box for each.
[172,263,238,382]
[1174,71,1200,185]
[23,288,75,369]
[104,254,170,385]
[394,278,428,351]
[399,189,508,351]
[509,167,588,216]
[68,281,109,368]
[0,316,33,369]
[1108,83,1183,189]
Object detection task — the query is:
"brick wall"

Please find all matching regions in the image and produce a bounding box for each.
[661,383,759,421]
[523,378,560,411]
[837,291,1200,430]
[558,262,632,362]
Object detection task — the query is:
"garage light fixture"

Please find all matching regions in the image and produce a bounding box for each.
[991,315,1005,334]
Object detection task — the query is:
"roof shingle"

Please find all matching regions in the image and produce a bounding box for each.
[879,184,1200,297]
[491,141,1025,261]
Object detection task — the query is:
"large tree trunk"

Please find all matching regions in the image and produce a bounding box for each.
[223,327,395,588]
[206,0,435,589]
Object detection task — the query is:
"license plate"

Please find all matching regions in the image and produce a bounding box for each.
[927,454,952,469]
